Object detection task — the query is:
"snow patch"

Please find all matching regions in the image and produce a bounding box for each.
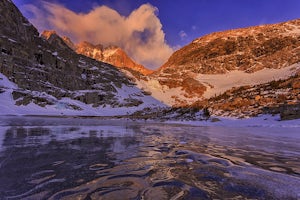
[90,66,98,71]
[197,63,300,98]
[0,73,18,89]
[81,74,87,80]
[22,22,33,26]
[115,83,166,108]
[8,38,17,43]
[133,79,184,106]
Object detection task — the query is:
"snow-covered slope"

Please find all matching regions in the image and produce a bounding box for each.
[128,63,299,106]
[197,63,300,98]
[0,72,164,116]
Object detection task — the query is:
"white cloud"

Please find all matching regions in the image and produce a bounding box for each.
[179,30,187,40]
[22,2,173,69]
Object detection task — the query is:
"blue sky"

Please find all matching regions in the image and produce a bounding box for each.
[13,0,300,68]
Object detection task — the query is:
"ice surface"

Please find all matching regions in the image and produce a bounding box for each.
[0,117,299,199]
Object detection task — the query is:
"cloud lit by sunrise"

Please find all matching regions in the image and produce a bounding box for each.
[22,2,174,69]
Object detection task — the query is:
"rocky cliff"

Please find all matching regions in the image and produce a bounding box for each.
[51,34,153,76]
[77,41,153,76]
[0,0,162,115]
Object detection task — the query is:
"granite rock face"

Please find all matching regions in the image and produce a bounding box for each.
[0,0,39,43]
[0,0,154,110]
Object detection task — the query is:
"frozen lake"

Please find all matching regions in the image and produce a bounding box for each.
[0,116,299,199]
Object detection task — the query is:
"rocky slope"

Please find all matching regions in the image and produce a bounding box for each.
[136,19,300,107]
[53,34,153,76]
[160,19,300,73]
[192,69,300,119]
[0,0,163,116]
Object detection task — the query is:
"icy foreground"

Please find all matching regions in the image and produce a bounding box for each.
[0,116,299,199]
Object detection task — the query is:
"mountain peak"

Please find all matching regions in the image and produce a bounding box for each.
[41,30,73,51]
[160,18,300,74]
[41,30,58,40]
[61,38,153,76]
[142,18,300,106]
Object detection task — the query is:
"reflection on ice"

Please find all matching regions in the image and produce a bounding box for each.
[0,116,299,199]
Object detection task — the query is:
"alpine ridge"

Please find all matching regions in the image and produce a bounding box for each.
[133,19,300,109]
[75,41,154,76]
[0,0,163,116]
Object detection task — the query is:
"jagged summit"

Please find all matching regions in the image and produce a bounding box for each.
[41,30,57,40]
[40,30,153,76]
[41,30,74,52]
[74,40,154,76]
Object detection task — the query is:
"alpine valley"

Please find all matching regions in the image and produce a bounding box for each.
[1,0,300,121]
